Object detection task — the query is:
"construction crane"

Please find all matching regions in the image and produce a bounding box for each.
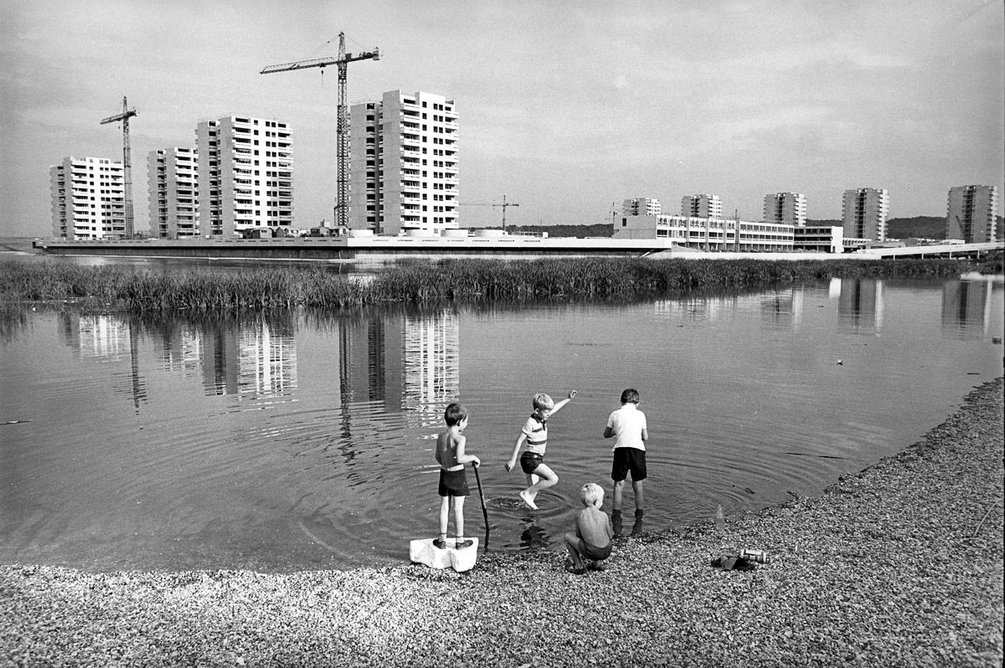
[100,96,138,237]
[464,195,521,231]
[260,32,379,230]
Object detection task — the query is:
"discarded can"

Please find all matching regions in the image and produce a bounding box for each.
[739,548,770,564]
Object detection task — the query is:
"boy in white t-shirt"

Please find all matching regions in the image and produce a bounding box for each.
[603,388,648,537]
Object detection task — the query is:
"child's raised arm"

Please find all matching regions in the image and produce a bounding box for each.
[550,389,577,416]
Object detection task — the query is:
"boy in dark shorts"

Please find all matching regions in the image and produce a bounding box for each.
[564,483,614,574]
[435,403,480,549]
[504,390,576,510]
[604,388,648,536]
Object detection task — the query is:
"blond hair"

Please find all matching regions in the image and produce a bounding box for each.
[532,393,555,411]
[580,483,604,508]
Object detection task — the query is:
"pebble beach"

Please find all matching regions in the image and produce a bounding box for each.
[2,378,1002,667]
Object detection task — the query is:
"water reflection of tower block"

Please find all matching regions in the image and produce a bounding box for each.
[941,279,992,340]
[409,537,478,572]
[338,314,404,410]
[838,279,884,332]
[202,326,240,396]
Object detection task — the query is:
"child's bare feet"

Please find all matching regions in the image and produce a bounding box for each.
[519,489,539,510]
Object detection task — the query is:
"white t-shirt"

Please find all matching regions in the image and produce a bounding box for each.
[606,403,647,451]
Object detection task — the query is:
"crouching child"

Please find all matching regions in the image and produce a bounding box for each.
[563,482,614,574]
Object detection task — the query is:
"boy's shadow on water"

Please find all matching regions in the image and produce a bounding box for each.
[520,520,551,549]
[484,497,552,549]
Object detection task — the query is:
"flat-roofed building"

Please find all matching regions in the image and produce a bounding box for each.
[148,147,199,238]
[793,225,844,253]
[349,90,458,236]
[681,194,722,219]
[764,192,806,227]
[196,115,293,237]
[50,156,126,239]
[622,198,661,216]
[946,185,998,243]
[842,187,888,242]
[614,214,794,252]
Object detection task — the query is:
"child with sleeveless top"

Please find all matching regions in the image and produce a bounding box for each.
[504,390,576,509]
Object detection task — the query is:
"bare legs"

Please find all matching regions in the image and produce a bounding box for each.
[564,532,586,570]
[438,495,466,541]
[612,478,644,536]
[612,478,644,512]
[520,464,557,510]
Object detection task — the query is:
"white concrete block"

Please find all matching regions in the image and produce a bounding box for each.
[409,537,479,572]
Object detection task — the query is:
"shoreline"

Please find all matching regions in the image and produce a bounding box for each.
[2,378,1002,666]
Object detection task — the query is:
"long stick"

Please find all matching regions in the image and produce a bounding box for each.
[472,463,490,548]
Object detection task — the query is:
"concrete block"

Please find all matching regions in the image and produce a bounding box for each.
[409,537,479,572]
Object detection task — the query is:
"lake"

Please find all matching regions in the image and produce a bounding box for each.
[1,267,1002,572]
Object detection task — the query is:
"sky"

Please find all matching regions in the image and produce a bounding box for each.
[1,0,1003,237]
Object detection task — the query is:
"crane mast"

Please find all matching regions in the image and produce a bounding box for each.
[261,33,379,230]
[495,195,520,231]
[100,96,138,237]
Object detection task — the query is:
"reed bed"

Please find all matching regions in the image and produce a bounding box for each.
[0,256,985,313]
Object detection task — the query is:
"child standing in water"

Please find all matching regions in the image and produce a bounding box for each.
[604,388,649,537]
[435,403,480,549]
[504,390,576,510]
[564,483,614,574]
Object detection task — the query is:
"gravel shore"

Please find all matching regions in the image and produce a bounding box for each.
[3,378,1002,667]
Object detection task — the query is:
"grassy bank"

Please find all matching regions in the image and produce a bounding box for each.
[0,256,991,313]
[2,379,1001,666]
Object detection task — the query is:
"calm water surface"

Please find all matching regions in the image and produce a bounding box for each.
[1,265,1002,572]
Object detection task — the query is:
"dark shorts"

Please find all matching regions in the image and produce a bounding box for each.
[520,451,544,475]
[438,468,469,497]
[611,447,647,482]
[583,542,613,561]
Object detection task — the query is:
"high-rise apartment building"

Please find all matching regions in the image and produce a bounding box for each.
[196,116,293,237]
[842,188,888,242]
[763,192,806,227]
[681,194,722,219]
[148,147,199,238]
[349,90,458,235]
[49,156,125,239]
[622,198,661,216]
[946,185,998,243]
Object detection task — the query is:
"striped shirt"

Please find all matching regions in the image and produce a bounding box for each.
[521,413,548,454]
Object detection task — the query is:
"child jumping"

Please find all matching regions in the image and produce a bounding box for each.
[504,390,576,510]
[604,388,649,537]
[435,402,480,549]
[564,482,614,574]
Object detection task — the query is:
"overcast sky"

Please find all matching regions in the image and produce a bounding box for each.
[2,0,1002,236]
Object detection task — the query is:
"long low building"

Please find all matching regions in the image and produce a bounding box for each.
[613,214,846,253]
[35,230,682,262]
[33,227,873,263]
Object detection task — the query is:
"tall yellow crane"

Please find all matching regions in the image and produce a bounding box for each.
[261,33,379,230]
[100,96,138,237]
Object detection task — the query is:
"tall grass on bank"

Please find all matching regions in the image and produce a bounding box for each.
[0,256,991,313]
